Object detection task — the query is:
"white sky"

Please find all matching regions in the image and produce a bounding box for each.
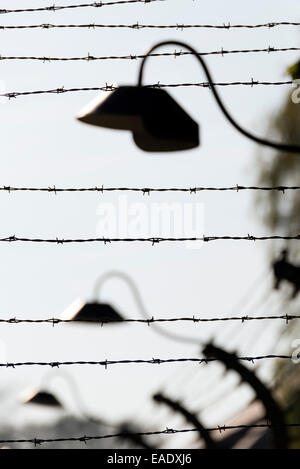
[0,0,299,447]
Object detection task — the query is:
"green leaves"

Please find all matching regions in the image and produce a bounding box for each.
[288,60,300,79]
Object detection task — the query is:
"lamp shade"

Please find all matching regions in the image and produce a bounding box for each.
[63,299,124,324]
[24,390,62,408]
[77,86,199,152]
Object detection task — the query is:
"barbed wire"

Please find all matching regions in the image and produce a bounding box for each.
[0,235,298,244]
[0,46,299,62]
[0,314,299,326]
[0,235,297,245]
[0,424,300,446]
[0,185,298,193]
[0,355,296,368]
[0,0,164,15]
[1,21,300,30]
[1,81,294,99]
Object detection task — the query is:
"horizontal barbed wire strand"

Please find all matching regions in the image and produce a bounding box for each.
[1,81,295,100]
[0,235,298,244]
[0,81,295,100]
[0,314,298,326]
[1,22,300,30]
[0,424,300,446]
[0,355,296,368]
[0,235,300,244]
[0,0,164,15]
[0,47,299,62]
[0,185,298,193]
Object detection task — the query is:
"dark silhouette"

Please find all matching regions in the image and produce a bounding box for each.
[203,344,288,449]
[78,40,300,153]
[119,423,155,449]
[273,249,300,298]
[70,303,124,324]
[153,393,216,449]
[24,390,62,408]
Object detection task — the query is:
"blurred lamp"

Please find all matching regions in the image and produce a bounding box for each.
[62,298,123,324]
[70,271,202,345]
[77,40,300,154]
[22,372,102,422]
[23,390,62,408]
[77,86,199,152]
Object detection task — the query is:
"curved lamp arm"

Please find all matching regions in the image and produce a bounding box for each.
[93,270,202,345]
[138,41,300,154]
[41,370,143,432]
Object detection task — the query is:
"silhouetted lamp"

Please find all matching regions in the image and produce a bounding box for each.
[68,271,203,345]
[77,86,199,152]
[63,298,123,324]
[23,390,62,408]
[22,371,102,421]
[77,40,300,154]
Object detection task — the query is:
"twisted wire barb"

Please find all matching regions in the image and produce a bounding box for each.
[0,235,298,244]
[0,1,164,15]
[0,424,300,445]
[0,47,299,62]
[1,22,300,30]
[0,185,298,193]
[0,355,296,368]
[0,314,299,326]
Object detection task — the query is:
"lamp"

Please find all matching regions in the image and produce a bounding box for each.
[22,373,145,441]
[77,40,300,154]
[76,271,202,345]
[77,86,199,152]
[22,370,101,422]
[23,390,62,408]
[62,298,123,324]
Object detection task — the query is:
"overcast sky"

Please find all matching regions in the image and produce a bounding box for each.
[0,0,299,447]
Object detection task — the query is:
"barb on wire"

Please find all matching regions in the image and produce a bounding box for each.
[0,235,298,244]
[0,314,299,326]
[1,22,300,30]
[0,185,298,193]
[1,423,299,446]
[0,0,164,15]
[0,355,295,369]
[1,81,294,100]
[0,47,299,62]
